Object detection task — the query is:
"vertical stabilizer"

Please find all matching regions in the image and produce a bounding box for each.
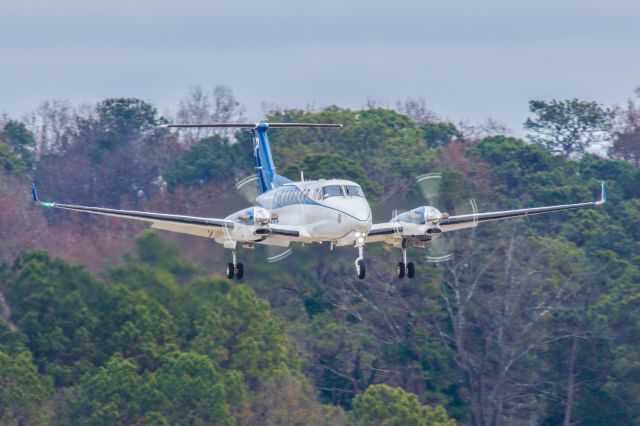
[253,123,278,193]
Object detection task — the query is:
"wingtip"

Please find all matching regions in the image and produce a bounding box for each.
[31,183,54,207]
[596,181,606,206]
[31,183,40,204]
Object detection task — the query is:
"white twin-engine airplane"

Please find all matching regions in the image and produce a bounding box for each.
[32,122,606,280]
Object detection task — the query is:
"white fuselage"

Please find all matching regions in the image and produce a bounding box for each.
[256,179,372,247]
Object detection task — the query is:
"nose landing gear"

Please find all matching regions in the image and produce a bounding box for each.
[396,239,415,279]
[354,232,366,279]
[356,257,366,279]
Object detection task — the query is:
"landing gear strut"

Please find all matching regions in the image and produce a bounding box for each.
[226,248,244,280]
[397,239,415,279]
[354,232,366,279]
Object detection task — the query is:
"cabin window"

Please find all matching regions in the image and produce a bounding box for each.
[345,185,365,197]
[322,185,343,199]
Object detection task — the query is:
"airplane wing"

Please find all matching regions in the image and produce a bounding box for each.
[367,222,404,243]
[367,182,606,242]
[440,182,606,232]
[32,184,234,239]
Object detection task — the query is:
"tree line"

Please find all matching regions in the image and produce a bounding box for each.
[0,86,639,424]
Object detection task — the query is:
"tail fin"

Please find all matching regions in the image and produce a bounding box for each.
[253,123,279,193]
[160,122,342,194]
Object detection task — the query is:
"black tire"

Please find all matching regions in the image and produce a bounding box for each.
[356,258,366,279]
[396,262,405,278]
[235,263,244,279]
[226,263,235,279]
[407,262,415,279]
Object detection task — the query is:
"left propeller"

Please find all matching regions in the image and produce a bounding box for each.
[234,174,295,263]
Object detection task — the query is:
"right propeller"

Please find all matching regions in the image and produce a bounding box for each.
[412,172,478,263]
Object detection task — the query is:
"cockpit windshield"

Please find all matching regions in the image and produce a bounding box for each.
[345,185,365,198]
[322,185,343,199]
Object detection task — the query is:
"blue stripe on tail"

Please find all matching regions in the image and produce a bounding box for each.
[253,123,291,194]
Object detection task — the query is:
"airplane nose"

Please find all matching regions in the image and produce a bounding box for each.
[348,198,372,222]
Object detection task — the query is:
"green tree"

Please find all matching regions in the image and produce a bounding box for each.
[33,97,178,207]
[0,350,52,425]
[101,284,178,369]
[123,230,203,280]
[0,323,27,355]
[351,384,455,426]
[67,352,243,426]
[265,107,433,204]
[164,135,251,189]
[473,136,557,188]
[421,122,461,148]
[93,98,160,150]
[6,251,110,386]
[524,99,613,157]
[0,120,36,168]
[67,355,158,425]
[585,265,640,423]
[154,352,242,425]
[250,369,346,426]
[0,143,29,176]
[191,281,295,387]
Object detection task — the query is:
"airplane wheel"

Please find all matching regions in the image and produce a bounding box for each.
[235,263,244,279]
[396,262,405,278]
[226,263,235,279]
[356,258,366,279]
[407,262,415,279]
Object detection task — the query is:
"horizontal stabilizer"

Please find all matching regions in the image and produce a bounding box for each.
[159,122,343,129]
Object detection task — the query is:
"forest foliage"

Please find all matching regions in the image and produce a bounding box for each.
[1,88,639,425]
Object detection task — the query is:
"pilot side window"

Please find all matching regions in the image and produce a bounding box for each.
[345,185,365,197]
[322,185,343,199]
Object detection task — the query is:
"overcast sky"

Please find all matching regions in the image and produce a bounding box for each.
[1,0,638,133]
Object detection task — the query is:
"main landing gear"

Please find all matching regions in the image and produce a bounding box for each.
[354,232,366,279]
[226,248,244,280]
[396,239,415,279]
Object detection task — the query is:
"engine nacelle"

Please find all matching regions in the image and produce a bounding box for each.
[389,206,448,243]
[230,206,273,226]
[224,206,277,241]
[392,206,446,225]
